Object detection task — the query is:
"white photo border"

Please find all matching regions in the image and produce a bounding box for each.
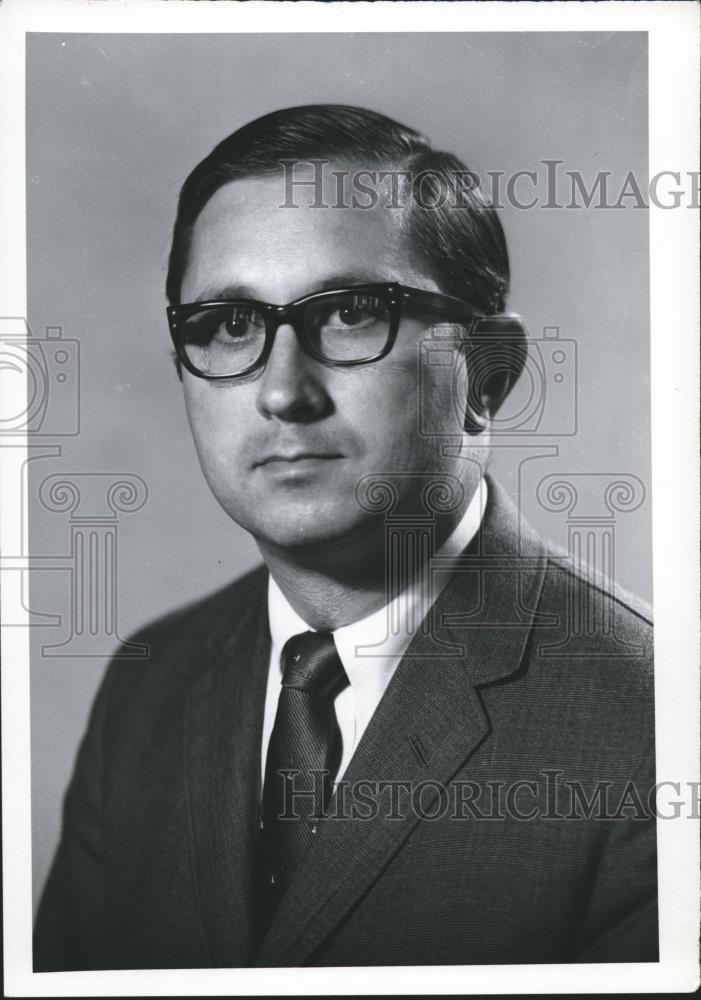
[1,0,699,995]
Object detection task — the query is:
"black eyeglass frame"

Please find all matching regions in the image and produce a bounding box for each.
[167,282,490,381]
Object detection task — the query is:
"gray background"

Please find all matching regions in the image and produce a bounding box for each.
[27,32,650,914]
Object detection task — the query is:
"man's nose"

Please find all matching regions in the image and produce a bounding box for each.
[255,324,330,422]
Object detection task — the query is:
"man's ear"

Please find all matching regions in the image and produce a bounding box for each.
[462,316,528,435]
[463,371,514,434]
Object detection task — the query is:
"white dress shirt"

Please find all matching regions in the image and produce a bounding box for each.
[261,478,487,787]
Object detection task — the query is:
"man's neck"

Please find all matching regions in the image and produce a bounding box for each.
[257,540,390,632]
[257,480,487,631]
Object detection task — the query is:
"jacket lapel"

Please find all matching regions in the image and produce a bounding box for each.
[183,567,270,966]
[254,477,548,967]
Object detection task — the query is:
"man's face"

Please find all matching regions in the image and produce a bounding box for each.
[179,171,485,559]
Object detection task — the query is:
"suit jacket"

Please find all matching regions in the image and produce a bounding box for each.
[33,475,657,970]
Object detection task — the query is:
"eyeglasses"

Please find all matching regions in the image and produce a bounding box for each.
[166,283,486,380]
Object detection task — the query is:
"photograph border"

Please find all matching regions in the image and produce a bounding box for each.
[1,0,699,995]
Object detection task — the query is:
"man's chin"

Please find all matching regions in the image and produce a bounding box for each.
[255,518,362,553]
[245,508,381,563]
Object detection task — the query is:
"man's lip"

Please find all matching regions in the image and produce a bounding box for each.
[255,452,343,467]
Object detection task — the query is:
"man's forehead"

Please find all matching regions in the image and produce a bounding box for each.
[182,170,437,301]
[192,169,408,235]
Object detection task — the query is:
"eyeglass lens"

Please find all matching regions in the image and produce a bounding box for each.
[180,291,392,376]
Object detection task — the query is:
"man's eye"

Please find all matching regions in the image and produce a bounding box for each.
[327,296,384,329]
[337,305,369,327]
[220,307,262,340]
[184,306,265,348]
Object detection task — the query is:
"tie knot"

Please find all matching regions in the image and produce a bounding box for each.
[280,631,347,697]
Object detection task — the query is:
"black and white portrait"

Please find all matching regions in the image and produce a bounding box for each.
[1,2,698,995]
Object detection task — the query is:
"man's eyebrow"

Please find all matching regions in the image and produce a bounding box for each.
[313,271,395,291]
[192,272,396,304]
[193,284,257,303]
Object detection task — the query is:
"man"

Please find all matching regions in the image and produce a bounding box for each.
[34,104,657,970]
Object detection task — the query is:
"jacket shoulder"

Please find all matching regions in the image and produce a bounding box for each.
[99,563,268,715]
[545,546,653,635]
[127,562,268,655]
[532,542,654,712]
[484,475,653,647]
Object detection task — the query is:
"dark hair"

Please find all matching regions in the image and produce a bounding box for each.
[166,104,509,313]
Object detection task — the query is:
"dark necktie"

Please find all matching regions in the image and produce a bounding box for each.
[254,631,348,943]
